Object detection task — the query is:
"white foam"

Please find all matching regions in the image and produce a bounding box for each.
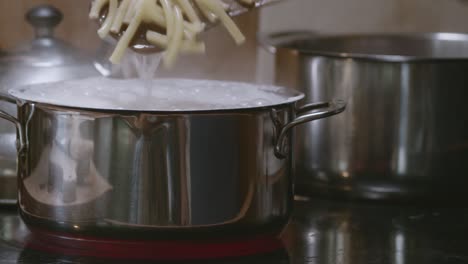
[9,77,303,111]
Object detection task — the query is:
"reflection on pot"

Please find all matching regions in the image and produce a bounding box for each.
[24,115,112,206]
[15,103,296,239]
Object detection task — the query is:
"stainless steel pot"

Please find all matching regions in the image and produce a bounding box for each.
[262,32,468,202]
[0,80,344,240]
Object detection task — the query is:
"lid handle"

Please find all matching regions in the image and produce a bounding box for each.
[25,5,63,38]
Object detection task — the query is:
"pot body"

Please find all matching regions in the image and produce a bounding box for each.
[16,102,296,239]
[272,33,468,202]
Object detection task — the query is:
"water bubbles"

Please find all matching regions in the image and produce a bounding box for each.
[9,77,302,112]
[252,99,272,106]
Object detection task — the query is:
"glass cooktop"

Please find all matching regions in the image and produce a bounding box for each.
[1,198,468,264]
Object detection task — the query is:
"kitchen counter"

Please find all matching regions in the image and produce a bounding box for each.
[1,198,467,264]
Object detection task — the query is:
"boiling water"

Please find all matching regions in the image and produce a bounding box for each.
[10,77,302,111]
[11,50,301,111]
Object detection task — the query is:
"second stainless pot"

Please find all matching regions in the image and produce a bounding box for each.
[264,32,468,203]
[0,79,344,241]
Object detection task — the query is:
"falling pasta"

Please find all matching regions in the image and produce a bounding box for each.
[90,0,255,68]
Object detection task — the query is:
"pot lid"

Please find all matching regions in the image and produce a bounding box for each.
[9,77,304,112]
[10,4,92,67]
[0,5,98,93]
[260,32,468,62]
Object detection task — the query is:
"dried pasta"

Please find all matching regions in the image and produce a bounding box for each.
[90,0,250,68]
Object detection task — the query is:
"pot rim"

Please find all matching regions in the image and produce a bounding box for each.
[8,78,305,114]
[264,32,468,63]
[17,99,302,115]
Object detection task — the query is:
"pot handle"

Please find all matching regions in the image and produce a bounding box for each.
[274,99,346,159]
[0,94,27,153]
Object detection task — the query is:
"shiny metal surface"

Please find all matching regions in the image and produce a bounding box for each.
[266,32,468,202]
[0,92,342,237]
[0,5,98,204]
[0,106,28,154]
[1,198,468,263]
[275,101,346,159]
[0,4,98,98]
[18,104,292,234]
[224,0,283,17]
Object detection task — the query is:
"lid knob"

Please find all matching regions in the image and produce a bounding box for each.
[25,5,63,38]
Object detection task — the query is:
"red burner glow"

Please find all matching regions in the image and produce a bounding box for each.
[25,230,284,260]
